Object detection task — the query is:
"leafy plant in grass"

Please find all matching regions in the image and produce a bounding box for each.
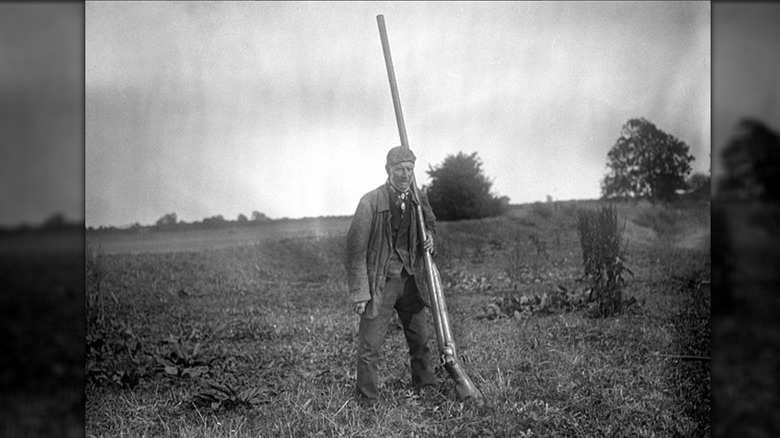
[485,284,592,320]
[156,334,212,379]
[86,317,150,389]
[576,204,632,317]
[192,382,273,411]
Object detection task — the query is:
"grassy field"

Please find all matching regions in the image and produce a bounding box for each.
[89,217,352,255]
[85,199,711,437]
[711,201,780,437]
[0,230,85,438]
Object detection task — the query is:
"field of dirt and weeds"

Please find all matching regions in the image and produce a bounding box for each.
[0,229,85,437]
[85,199,711,437]
[711,200,780,437]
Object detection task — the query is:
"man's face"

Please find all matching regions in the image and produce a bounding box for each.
[387,161,414,191]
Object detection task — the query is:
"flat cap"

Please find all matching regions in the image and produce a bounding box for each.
[386,146,416,166]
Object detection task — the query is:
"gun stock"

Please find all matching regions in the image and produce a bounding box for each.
[376,14,483,402]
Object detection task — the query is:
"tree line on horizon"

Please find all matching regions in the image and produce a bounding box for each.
[96,115,722,231]
[22,115,773,234]
[0,212,83,234]
[86,210,275,233]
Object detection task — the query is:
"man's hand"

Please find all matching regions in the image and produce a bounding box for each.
[354,301,368,315]
[423,234,434,254]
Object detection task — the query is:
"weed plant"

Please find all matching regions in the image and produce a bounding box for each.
[576,204,632,317]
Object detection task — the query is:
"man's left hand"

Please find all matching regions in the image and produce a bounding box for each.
[423,235,434,254]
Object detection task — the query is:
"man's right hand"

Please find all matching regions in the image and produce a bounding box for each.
[354,301,368,315]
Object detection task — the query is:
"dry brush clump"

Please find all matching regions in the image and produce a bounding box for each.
[576,203,633,317]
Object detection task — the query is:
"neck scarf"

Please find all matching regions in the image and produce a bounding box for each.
[387,180,411,214]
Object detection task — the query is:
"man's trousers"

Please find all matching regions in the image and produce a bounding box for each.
[356,271,436,400]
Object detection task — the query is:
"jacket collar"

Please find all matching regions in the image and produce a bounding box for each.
[375,182,419,212]
[375,184,391,212]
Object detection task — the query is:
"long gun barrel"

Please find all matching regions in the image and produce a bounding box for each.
[376,14,483,402]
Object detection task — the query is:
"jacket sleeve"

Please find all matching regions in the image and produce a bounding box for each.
[344,195,373,303]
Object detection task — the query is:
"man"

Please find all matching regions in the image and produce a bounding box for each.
[345,146,437,406]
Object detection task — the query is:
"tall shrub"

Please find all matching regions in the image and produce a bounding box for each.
[576,204,632,317]
[425,151,508,221]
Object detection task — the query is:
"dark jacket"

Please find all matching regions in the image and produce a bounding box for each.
[345,183,437,319]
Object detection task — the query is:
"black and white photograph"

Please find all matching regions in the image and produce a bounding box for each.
[82,2,713,436]
[1,3,84,437]
[10,1,780,437]
[711,3,780,437]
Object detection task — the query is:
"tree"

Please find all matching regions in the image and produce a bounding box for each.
[41,212,67,229]
[202,215,226,228]
[601,118,694,202]
[237,213,248,223]
[717,118,780,202]
[251,211,270,222]
[425,151,508,221]
[155,212,177,228]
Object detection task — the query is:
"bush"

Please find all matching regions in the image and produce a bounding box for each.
[425,151,508,221]
[576,204,632,317]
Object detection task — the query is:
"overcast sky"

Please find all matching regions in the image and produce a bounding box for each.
[85,1,710,227]
[0,3,82,227]
[712,3,780,178]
